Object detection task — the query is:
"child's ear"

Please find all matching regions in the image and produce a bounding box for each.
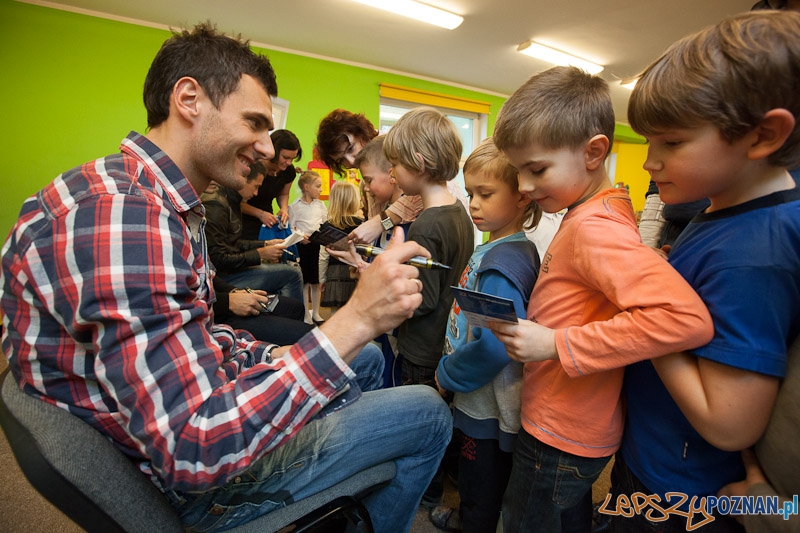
[584,135,610,171]
[747,109,795,161]
[516,191,534,208]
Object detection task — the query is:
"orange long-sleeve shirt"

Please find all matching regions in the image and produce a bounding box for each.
[521,188,713,458]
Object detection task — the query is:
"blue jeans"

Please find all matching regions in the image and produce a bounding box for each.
[171,345,452,533]
[607,454,745,533]
[502,429,610,533]
[221,263,303,301]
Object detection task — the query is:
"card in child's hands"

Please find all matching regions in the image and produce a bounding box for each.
[308,225,351,250]
[450,286,519,328]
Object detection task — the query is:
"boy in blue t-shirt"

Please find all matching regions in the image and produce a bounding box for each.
[432,138,541,532]
[608,11,800,533]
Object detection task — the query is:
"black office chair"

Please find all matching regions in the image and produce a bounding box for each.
[0,369,395,532]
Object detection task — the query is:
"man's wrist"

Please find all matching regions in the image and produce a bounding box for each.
[265,344,279,363]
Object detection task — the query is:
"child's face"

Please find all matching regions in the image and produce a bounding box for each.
[503,142,599,213]
[305,178,323,199]
[360,162,396,204]
[389,160,423,196]
[465,170,531,240]
[643,123,751,209]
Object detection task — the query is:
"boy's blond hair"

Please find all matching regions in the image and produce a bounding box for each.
[297,170,321,191]
[327,181,362,229]
[354,135,390,173]
[629,10,800,169]
[494,66,615,152]
[464,138,542,231]
[383,107,462,182]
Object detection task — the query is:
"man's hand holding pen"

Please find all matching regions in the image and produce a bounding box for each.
[323,228,427,343]
[325,231,449,272]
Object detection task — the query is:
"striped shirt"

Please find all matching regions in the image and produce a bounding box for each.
[1,132,354,492]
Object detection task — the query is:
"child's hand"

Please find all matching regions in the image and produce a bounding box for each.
[349,216,383,244]
[434,371,448,399]
[488,319,558,363]
[327,242,364,269]
[717,449,769,525]
[652,244,671,260]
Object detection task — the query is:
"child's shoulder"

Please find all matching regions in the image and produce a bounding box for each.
[478,237,540,289]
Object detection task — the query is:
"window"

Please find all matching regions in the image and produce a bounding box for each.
[378,85,491,247]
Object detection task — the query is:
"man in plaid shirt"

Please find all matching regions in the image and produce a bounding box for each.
[0,23,450,533]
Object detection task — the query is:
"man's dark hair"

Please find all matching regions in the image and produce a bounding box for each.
[247,161,266,182]
[143,21,278,128]
[270,130,303,163]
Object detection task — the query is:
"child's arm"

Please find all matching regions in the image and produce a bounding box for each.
[651,353,779,450]
[437,272,526,393]
[491,215,713,371]
[318,246,329,286]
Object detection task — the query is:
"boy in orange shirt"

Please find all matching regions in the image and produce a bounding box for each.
[488,66,714,532]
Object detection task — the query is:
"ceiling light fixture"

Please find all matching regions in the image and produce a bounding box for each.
[620,76,638,90]
[517,41,604,75]
[353,0,464,30]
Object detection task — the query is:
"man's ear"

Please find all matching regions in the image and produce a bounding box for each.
[584,134,610,170]
[747,108,795,161]
[172,77,203,124]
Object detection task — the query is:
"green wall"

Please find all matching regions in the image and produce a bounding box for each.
[0,0,644,242]
[0,0,506,241]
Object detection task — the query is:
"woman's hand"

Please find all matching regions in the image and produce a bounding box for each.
[260,210,279,228]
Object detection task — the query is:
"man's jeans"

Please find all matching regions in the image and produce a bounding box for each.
[222,263,303,301]
[502,429,610,533]
[171,344,452,533]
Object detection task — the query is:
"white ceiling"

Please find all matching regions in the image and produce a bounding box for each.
[35,0,757,124]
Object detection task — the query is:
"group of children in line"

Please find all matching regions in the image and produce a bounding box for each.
[253,10,800,533]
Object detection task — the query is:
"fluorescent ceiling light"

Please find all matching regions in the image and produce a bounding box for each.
[517,41,603,75]
[353,0,464,30]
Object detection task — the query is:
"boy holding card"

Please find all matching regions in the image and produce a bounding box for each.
[431,138,541,532]
[488,66,715,532]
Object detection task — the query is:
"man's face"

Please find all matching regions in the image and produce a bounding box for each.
[192,74,275,191]
[240,173,265,202]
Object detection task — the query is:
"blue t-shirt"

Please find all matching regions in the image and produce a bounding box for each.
[622,186,800,501]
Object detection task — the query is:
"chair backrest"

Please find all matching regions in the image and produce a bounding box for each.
[0,370,182,532]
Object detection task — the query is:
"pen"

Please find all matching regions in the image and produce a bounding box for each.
[244,287,270,311]
[354,244,450,270]
[282,249,296,257]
